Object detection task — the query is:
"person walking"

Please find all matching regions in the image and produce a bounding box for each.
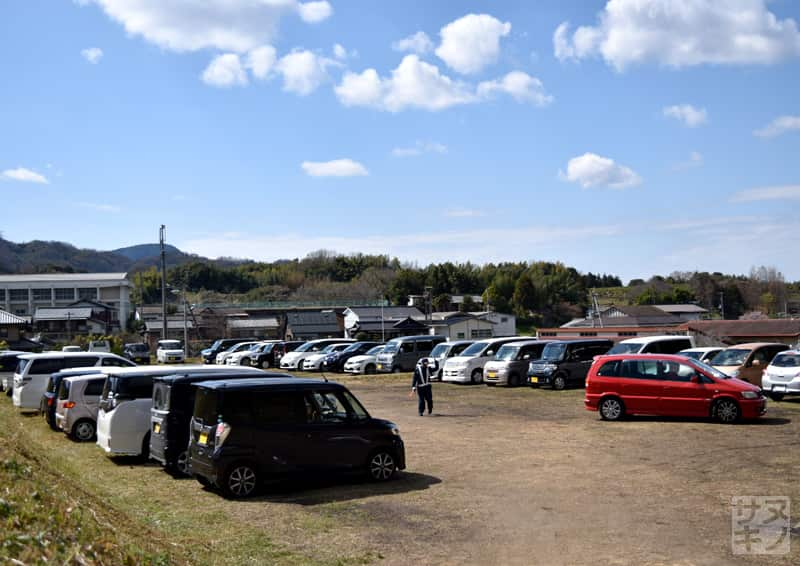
[412,358,433,416]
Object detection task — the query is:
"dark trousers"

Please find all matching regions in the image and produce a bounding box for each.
[417,386,433,415]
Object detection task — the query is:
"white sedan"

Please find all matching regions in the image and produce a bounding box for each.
[215,341,260,365]
[301,343,352,371]
[343,345,385,374]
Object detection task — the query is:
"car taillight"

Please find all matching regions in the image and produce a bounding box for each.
[215,421,231,449]
[64,401,75,409]
[47,398,54,407]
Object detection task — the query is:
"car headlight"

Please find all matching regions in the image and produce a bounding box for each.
[741,391,759,399]
[390,426,400,436]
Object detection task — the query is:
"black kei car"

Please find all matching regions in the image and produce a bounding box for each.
[250,341,304,369]
[149,370,283,474]
[123,343,151,364]
[528,339,614,390]
[188,378,405,498]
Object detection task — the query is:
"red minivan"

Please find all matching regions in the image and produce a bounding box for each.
[585,354,766,423]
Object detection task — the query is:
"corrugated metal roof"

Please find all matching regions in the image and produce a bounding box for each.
[0,309,28,325]
[34,307,93,321]
[0,273,129,283]
[145,320,195,331]
[346,306,424,319]
[227,318,280,329]
[654,304,709,313]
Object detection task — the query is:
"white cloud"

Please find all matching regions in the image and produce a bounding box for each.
[296,1,332,24]
[335,55,476,112]
[553,0,800,71]
[84,0,327,53]
[435,14,511,74]
[301,159,369,177]
[333,43,347,60]
[2,167,49,184]
[201,53,248,87]
[392,141,448,157]
[78,202,121,212]
[560,152,642,189]
[81,47,103,64]
[753,115,800,138]
[444,209,485,218]
[730,185,800,202]
[392,31,434,55]
[673,151,704,170]
[477,71,554,106]
[275,50,337,95]
[663,104,708,127]
[246,45,277,80]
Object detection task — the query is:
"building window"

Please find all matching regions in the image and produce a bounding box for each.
[0,289,4,302]
[539,332,557,337]
[9,289,28,302]
[55,288,75,301]
[470,329,492,338]
[78,288,97,300]
[32,289,51,302]
[579,332,597,337]
[501,317,508,323]
[14,308,27,316]
[456,332,465,339]
[617,331,637,337]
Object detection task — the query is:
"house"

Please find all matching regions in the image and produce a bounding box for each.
[0,272,132,333]
[472,311,516,336]
[343,306,425,339]
[225,315,281,339]
[681,319,800,347]
[0,308,30,348]
[285,310,343,340]
[33,306,107,340]
[427,312,494,340]
[653,304,709,321]
[563,305,685,329]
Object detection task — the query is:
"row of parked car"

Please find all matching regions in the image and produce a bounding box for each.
[0,350,406,498]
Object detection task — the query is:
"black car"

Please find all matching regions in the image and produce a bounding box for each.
[528,339,614,390]
[320,341,382,372]
[251,341,303,369]
[41,368,105,430]
[188,378,405,497]
[201,338,260,364]
[123,343,151,364]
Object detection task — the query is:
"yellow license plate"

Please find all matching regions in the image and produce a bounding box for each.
[153,423,161,434]
[530,377,538,383]
[487,372,496,378]
[198,432,208,445]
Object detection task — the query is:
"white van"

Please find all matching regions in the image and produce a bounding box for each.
[606,335,695,355]
[442,336,532,384]
[12,352,134,410]
[95,365,264,458]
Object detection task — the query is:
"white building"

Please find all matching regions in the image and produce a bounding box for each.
[0,273,132,332]
[427,311,516,340]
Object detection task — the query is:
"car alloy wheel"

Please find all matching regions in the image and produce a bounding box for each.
[73,420,96,442]
[226,464,258,497]
[470,369,483,384]
[369,452,396,481]
[240,358,250,366]
[176,451,190,476]
[552,374,567,391]
[365,364,375,374]
[599,397,624,421]
[714,399,740,424]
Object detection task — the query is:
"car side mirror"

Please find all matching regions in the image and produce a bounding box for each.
[690,375,700,383]
[522,354,530,360]
[751,359,761,366]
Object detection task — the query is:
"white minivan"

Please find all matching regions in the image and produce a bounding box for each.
[13,352,134,410]
[605,335,695,355]
[96,365,265,458]
[442,336,531,384]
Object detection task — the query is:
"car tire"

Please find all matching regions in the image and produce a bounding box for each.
[769,392,784,402]
[365,364,376,375]
[392,366,401,374]
[140,432,151,461]
[223,462,259,498]
[259,359,270,369]
[196,475,212,488]
[509,373,520,387]
[175,450,190,476]
[599,396,625,421]
[240,357,250,366]
[713,398,741,424]
[72,419,96,442]
[367,450,396,482]
[552,374,567,391]
[470,369,483,384]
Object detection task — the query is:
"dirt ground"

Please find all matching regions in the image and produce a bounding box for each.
[288,373,800,566]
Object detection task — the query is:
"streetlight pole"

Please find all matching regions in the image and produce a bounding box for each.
[160,225,167,341]
[182,289,188,358]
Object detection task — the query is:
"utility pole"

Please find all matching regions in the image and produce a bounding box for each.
[182,289,188,358]
[424,286,432,323]
[160,225,167,341]
[380,295,385,342]
[718,290,725,320]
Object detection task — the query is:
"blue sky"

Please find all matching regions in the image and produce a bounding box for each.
[1,0,799,282]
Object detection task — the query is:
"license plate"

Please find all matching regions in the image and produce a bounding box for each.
[487,372,496,378]
[377,364,383,369]
[774,385,786,391]
[153,423,161,434]
[198,432,208,445]
[530,377,538,383]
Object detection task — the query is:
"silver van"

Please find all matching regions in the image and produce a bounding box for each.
[55,373,107,441]
[423,340,475,380]
[483,340,553,386]
[376,335,447,373]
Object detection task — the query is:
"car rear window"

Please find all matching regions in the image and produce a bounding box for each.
[153,382,171,411]
[193,388,218,424]
[596,360,620,377]
[771,353,800,367]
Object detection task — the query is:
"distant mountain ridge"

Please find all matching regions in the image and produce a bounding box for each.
[0,237,231,274]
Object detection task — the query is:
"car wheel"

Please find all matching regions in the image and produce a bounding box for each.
[72,419,96,442]
[365,364,376,375]
[140,433,151,461]
[470,369,483,384]
[368,451,396,482]
[196,475,212,488]
[713,398,741,424]
[552,374,567,391]
[240,357,250,366]
[769,392,784,402]
[260,359,270,369]
[392,366,401,374]
[223,462,258,498]
[599,397,625,421]
[175,450,190,476]
[509,373,520,387]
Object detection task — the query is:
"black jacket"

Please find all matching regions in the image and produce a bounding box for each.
[412,365,432,389]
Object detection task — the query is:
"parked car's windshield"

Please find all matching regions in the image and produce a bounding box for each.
[692,359,730,379]
[540,342,567,361]
[771,353,800,367]
[461,341,489,357]
[429,344,449,358]
[495,345,519,361]
[366,345,384,355]
[127,344,148,352]
[159,341,181,349]
[382,342,399,354]
[294,342,318,353]
[607,342,643,355]
[15,358,29,374]
[711,349,749,366]
[344,343,368,353]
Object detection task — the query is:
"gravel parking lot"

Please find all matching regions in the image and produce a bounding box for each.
[4,372,799,565]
